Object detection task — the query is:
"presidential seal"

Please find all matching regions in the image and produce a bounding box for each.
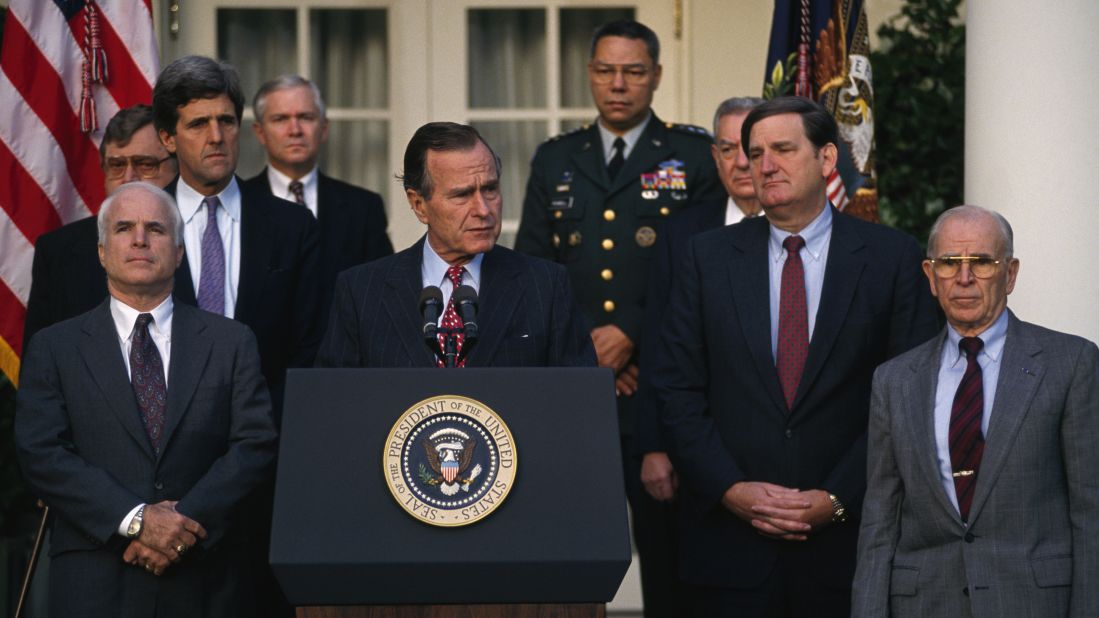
[383,395,517,527]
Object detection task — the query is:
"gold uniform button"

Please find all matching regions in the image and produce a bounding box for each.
[552,233,561,248]
[603,209,616,221]
[602,238,614,250]
[603,300,616,313]
[554,210,563,220]
[660,206,670,216]
[601,269,613,281]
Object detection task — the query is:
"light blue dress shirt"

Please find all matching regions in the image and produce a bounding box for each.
[768,204,833,361]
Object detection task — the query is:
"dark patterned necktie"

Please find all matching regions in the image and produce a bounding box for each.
[130,313,167,452]
[606,137,626,181]
[288,180,305,205]
[196,196,225,315]
[437,265,466,368]
[950,336,985,522]
[776,235,808,410]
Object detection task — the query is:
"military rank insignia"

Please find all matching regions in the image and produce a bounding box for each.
[640,159,688,200]
[383,395,517,527]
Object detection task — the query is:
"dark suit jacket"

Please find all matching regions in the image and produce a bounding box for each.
[652,208,939,589]
[23,216,105,346]
[635,197,727,453]
[15,301,277,618]
[853,312,1099,617]
[241,169,394,321]
[315,238,596,368]
[169,176,321,416]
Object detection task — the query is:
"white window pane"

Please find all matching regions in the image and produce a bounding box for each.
[217,9,297,104]
[320,120,390,198]
[468,9,546,109]
[310,9,388,110]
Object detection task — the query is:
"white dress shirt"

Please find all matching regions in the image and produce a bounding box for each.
[768,204,833,360]
[266,165,320,218]
[109,294,173,535]
[725,197,755,226]
[176,177,243,318]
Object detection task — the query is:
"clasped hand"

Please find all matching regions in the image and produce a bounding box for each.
[721,482,833,541]
[122,500,208,576]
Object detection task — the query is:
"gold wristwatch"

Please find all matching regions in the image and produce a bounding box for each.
[828,493,847,524]
[126,504,145,538]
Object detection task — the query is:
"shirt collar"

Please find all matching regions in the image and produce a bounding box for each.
[265,165,318,200]
[109,294,174,343]
[176,176,242,224]
[943,308,1009,368]
[597,112,652,161]
[768,202,832,263]
[420,237,483,289]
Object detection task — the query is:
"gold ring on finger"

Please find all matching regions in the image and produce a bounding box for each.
[175,543,187,554]
[145,563,153,571]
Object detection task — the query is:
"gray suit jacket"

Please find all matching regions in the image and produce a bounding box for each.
[852,311,1099,617]
[15,300,277,618]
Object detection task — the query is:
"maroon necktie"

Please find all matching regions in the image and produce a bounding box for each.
[950,336,985,522]
[130,313,167,452]
[776,235,808,410]
[288,180,305,205]
[437,265,466,368]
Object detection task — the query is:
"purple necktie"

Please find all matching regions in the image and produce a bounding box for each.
[130,313,166,452]
[196,196,225,315]
[776,235,808,410]
[437,265,466,368]
[950,336,985,522]
[288,180,305,205]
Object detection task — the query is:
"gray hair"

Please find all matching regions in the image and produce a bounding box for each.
[927,204,1014,259]
[253,74,327,122]
[712,96,765,138]
[97,182,184,246]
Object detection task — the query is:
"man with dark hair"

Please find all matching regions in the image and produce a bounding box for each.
[653,96,938,616]
[152,55,321,414]
[24,105,177,344]
[243,75,393,323]
[515,19,723,616]
[16,181,277,617]
[853,205,1099,617]
[316,121,594,369]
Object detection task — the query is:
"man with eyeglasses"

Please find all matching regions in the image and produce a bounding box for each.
[853,205,1099,617]
[24,105,178,344]
[515,18,722,617]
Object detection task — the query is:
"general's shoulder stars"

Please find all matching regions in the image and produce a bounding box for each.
[545,124,590,143]
[666,122,712,139]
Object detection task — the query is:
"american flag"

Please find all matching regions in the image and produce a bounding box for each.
[0,0,158,384]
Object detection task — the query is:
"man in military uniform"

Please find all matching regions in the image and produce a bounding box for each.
[515,19,723,617]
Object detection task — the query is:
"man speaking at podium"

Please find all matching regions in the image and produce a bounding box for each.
[316,122,595,369]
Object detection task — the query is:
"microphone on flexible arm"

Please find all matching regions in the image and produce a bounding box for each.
[419,286,444,347]
[452,285,479,342]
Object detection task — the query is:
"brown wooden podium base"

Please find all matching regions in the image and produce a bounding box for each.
[297,604,605,618]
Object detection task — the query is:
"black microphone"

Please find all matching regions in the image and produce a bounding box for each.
[452,285,479,341]
[419,286,444,342]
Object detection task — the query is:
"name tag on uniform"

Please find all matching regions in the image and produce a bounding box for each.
[550,197,574,210]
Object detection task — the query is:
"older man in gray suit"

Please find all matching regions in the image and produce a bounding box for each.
[852,205,1099,616]
[16,182,277,617]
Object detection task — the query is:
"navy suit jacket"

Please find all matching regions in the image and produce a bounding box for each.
[652,208,939,589]
[169,176,321,416]
[23,216,105,346]
[241,169,394,321]
[636,196,727,453]
[15,301,277,617]
[315,238,596,368]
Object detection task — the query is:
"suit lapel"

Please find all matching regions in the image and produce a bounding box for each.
[569,124,608,191]
[159,305,212,458]
[79,302,155,460]
[464,246,521,366]
[728,219,788,417]
[384,239,437,367]
[792,210,865,412]
[967,312,1043,525]
[607,118,674,198]
[235,178,271,322]
[904,331,964,522]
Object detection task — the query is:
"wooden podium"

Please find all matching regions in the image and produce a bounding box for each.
[273,368,630,617]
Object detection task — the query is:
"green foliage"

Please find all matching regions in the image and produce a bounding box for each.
[763,53,798,100]
[872,0,966,246]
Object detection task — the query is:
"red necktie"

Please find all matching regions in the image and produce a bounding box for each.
[776,235,808,410]
[950,336,985,522]
[437,265,466,368]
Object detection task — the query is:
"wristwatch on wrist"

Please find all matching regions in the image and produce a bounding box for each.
[828,493,847,524]
[127,504,146,538]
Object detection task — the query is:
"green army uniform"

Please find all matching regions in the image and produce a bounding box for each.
[515,113,722,617]
[515,115,723,378]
